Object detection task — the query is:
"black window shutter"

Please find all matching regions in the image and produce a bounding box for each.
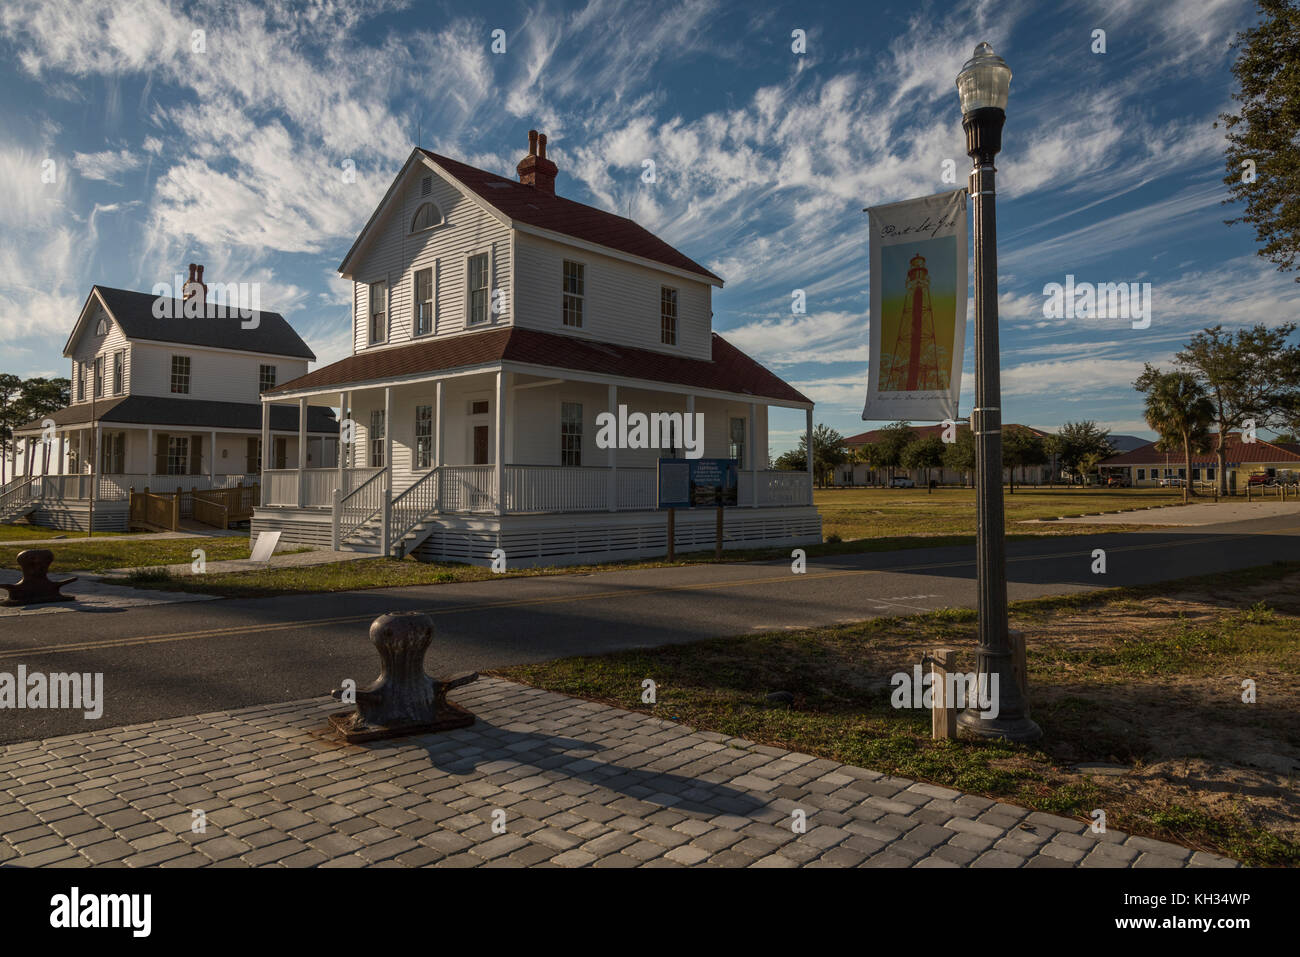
[155,433,168,475]
[190,434,203,474]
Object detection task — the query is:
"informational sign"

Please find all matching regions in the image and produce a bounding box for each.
[862,188,968,422]
[657,458,738,508]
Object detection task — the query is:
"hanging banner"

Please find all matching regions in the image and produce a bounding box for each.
[862,188,968,422]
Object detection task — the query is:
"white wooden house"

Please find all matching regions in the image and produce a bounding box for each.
[2,271,338,531]
[253,131,821,566]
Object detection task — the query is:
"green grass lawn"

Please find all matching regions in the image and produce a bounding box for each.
[0,536,258,573]
[815,485,1184,542]
[91,486,1195,597]
[0,523,134,542]
[497,562,1300,866]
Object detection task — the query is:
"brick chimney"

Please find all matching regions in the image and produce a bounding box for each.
[183,263,207,308]
[516,129,557,194]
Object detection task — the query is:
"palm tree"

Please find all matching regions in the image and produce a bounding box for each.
[1135,365,1215,505]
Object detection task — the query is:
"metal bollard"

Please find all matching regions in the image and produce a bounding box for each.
[1,549,77,606]
[328,611,478,742]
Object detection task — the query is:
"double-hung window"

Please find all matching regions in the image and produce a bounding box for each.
[166,436,189,475]
[562,261,584,328]
[170,355,190,394]
[93,357,104,398]
[660,287,678,345]
[415,405,433,469]
[259,364,276,392]
[113,351,124,395]
[467,253,489,326]
[369,281,387,344]
[414,267,434,336]
[561,402,582,467]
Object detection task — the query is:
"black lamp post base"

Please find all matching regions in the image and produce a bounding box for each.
[957,708,1042,743]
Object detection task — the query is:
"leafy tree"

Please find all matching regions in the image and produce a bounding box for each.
[941,426,975,486]
[871,421,916,483]
[775,423,847,487]
[1220,0,1300,279]
[1135,366,1215,504]
[0,373,22,485]
[1002,427,1048,494]
[1051,421,1114,485]
[901,434,945,489]
[1174,323,1300,494]
[10,377,70,477]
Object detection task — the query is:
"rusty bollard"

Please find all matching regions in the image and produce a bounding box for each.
[1,549,77,606]
[328,612,478,742]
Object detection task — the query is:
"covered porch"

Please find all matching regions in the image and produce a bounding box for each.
[255,363,818,561]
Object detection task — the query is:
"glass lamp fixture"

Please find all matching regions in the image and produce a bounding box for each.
[956,41,1012,116]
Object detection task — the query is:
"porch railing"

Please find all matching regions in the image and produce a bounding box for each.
[0,477,34,514]
[24,473,255,502]
[504,465,612,513]
[439,465,497,514]
[389,469,440,548]
[263,468,382,507]
[335,468,387,545]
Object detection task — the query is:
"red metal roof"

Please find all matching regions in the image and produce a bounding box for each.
[268,328,810,405]
[418,149,722,284]
[1100,434,1300,467]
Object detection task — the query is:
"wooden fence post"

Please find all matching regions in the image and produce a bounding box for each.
[666,507,675,563]
[928,648,957,740]
[714,505,723,560]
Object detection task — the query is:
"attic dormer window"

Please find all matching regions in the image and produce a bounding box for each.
[96,317,108,335]
[411,202,441,233]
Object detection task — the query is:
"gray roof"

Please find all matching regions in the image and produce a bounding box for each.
[16,395,337,434]
[92,286,316,360]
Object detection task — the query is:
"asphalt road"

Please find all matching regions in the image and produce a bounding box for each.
[1,511,1297,743]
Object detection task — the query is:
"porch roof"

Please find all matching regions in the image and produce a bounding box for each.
[266,328,812,405]
[15,395,339,434]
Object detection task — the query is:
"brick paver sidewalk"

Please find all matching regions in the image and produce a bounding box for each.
[0,678,1236,868]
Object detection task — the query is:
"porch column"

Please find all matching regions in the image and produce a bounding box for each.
[607,384,618,512]
[92,424,101,502]
[805,407,814,504]
[749,401,758,507]
[297,396,309,506]
[337,391,347,492]
[494,371,506,516]
[209,429,217,485]
[260,401,271,475]
[434,380,443,468]
[381,386,392,554]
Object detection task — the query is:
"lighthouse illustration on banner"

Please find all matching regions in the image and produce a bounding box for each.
[862,188,967,422]
[882,252,949,392]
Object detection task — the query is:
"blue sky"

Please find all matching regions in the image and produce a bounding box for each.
[2,0,1296,453]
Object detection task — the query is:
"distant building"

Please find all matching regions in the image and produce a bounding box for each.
[1098,433,1300,490]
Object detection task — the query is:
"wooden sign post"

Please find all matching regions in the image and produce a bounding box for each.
[927,648,957,740]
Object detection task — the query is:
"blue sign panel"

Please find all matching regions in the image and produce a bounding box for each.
[657,458,738,508]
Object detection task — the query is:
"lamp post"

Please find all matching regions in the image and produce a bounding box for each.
[955,42,1041,742]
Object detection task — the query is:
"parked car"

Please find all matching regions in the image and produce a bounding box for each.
[1158,476,1185,487]
[1104,475,1129,488]
[889,476,915,488]
[1247,472,1271,486]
